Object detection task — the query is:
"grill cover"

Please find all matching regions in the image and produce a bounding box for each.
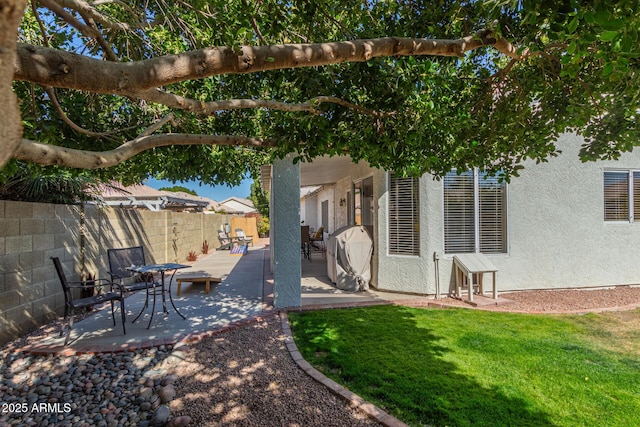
[326,225,373,291]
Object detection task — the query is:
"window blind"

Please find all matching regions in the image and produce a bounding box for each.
[603,171,629,221]
[478,173,507,253]
[443,171,475,253]
[388,173,420,256]
[633,172,640,221]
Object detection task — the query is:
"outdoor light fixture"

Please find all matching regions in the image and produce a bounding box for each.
[339,198,346,206]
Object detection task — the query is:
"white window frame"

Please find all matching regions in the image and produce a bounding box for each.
[603,169,640,223]
[387,172,420,256]
[442,169,509,255]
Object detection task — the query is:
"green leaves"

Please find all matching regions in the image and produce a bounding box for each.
[11,0,640,183]
[599,30,619,41]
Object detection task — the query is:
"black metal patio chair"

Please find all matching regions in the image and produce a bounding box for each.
[51,256,126,345]
[107,246,158,323]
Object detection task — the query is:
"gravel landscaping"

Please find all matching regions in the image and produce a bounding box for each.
[167,316,380,426]
[0,315,380,427]
[438,285,640,312]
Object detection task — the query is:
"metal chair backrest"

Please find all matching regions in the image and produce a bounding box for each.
[301,225,310,244]
[107,246,146,281]
[51,256,74,307]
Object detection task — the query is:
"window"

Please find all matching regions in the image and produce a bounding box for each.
[443,170,507,254]
[388,172,420,255]
[603,170,640,222]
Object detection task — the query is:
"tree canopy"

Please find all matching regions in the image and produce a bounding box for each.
[2,0,639,186]
[159,185,198,196]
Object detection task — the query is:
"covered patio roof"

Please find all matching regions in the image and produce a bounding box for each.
[260,155,356,192]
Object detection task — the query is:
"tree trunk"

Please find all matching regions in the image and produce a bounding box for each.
[0,0,26,167]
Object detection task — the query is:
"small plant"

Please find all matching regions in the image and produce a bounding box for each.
[202,240,209,254]
[187,250,198,262]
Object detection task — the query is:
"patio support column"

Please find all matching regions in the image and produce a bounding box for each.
[271,154,302,308]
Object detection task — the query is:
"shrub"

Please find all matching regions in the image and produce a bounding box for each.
[257,216,270,237]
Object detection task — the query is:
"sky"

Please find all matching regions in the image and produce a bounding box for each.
[144,177,253,202]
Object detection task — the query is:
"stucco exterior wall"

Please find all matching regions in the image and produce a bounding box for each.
[487,133,640,290]
[376,133,640,295]
[0,202,232,344]
[271,154,302,308]
[376,171,434,294]
[301,186,335,234]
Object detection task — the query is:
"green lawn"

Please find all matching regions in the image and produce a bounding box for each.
[288,305,640,427]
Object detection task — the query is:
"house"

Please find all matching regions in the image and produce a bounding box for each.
[216,197,257,214]
[299,185,324,232]
[262,133,640,307]
[98,183,215,212]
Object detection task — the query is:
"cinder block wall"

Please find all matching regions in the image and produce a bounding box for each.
[0,201,233,344]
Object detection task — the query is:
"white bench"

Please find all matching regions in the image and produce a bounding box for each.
[453,254,498,302]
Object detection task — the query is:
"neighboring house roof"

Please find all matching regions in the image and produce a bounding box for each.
[217,197,257,214]
[300,186,322,199]
[98,183,216,212]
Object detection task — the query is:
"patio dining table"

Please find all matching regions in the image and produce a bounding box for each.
[127,262,190,329]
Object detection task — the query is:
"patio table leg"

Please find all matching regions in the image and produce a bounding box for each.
[167,270,186,320]
[131,284,151,324]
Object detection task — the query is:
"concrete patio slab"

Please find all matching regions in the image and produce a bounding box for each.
[22,245,266,354]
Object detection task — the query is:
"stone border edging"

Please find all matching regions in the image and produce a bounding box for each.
[278,307,409,427]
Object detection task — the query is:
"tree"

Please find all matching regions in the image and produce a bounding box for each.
[2,1,639,184]
[159,186,198,196]
[248,178,269,217]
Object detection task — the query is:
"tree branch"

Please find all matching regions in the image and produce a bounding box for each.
[132,88,391,117]
[44,86,123,137]
[14,134,275,169]
[136,113,176,137]
[37,0,119,61]
[86,0,146,29]
[240,0,268,45]
[15,30,534,94]
[57,0,140,31]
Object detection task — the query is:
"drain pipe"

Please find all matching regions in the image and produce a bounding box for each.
[433,251,441,299]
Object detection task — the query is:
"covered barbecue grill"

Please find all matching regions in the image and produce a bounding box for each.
[326,225,373,292]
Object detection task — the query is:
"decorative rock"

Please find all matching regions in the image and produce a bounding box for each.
[151,405,171,427]
[139,387,154,399]
[161,374,179,386]
[0,346,180,427]
[167,416,192,427]
[158,385,176,403]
